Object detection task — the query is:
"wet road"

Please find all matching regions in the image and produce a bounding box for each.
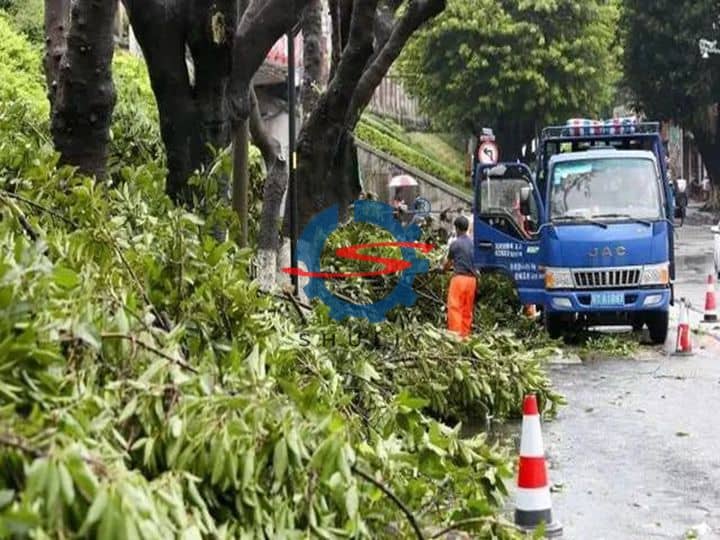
[524,215,720,539]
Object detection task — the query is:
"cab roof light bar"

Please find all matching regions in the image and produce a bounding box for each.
[542,119,660,139]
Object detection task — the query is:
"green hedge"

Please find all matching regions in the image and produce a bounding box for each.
[355,120,467,188]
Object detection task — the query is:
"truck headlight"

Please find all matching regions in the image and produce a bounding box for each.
[545,267,574,289]
[641,263,669,285]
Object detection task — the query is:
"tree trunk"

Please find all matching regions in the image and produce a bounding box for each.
[43,0,70,104]
[696,134,720,197]
[301,0,324,121]
[251,88,287,291]
[295,0,379,229]
[233,119,250,246]
[124,0,237,205]
[48,0,118,179]
[295,0,446,230]
[494,116,534,162]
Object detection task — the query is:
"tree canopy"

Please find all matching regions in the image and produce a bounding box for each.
[398,0,622,159]
[623,0,720,184]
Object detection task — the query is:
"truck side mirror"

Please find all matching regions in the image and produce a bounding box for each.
[519,186,532,216]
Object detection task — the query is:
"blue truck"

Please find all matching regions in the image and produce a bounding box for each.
[471,120,687,343]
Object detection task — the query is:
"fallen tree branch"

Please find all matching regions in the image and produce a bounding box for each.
[0,432,108,475]
[98,222,172,332]
[0,433,43,458]
[285,290,309,324]
[1,190,77,227]
[0,194,40,242]
[100,332,199,374]
[352,465,425,540]
[429,516,500,539]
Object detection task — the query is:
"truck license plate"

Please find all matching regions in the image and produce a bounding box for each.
[590,292,625,306]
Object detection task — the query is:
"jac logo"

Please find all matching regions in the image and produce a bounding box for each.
[589,246,627,257]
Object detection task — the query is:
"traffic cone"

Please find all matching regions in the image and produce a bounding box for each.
[515,395,562,537]
[703,274,718,323]
[673,299,693,356]
[523,304,537,318]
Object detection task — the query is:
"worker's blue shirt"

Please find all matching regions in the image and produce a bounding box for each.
[449,235,475,276]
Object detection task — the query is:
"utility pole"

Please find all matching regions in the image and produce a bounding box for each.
[288,27,299,295]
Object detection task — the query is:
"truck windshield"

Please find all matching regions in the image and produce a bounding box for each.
[550,158,662,221]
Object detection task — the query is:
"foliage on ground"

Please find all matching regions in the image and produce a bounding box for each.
[356,115,468,189]
[0,18,558,539]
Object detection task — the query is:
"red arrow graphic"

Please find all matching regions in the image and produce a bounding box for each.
[282,241,435,278]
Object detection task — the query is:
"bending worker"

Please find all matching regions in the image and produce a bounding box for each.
[442,216,477,338]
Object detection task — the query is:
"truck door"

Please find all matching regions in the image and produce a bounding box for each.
[472,163,546,305]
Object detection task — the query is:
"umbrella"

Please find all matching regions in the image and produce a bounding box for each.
[389,174,418,188]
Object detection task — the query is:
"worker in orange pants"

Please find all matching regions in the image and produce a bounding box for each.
[442,216,477,338]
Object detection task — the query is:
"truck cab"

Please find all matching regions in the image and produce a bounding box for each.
[472,120,685,343]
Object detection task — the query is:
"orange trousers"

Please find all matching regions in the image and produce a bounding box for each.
[447,275,477,338]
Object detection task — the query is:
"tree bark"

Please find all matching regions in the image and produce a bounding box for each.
[232,119,250,246]
[301,0,324,121]
[295,0,380,229]
[123,0,199,203]
[43,0,70,104]
[294,0,446,230]
[48,0,118,179]
[251,89,287,290]
[123,0,237,205]
[695,132,720,194]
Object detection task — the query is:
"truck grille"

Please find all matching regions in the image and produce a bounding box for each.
[572,267,641,289]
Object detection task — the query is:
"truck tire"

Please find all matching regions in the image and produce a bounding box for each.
[646,311,669,344]
[631,316,644,332]
[544,312,564,340]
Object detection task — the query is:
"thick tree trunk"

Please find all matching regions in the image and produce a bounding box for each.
[494,116,534,162]
[43,0,70,104]
[232,119,249,246]
[301,0,324,120]
[295,0,379,229]
[251,87,287,290]
[124,0,199,203]
[295,0,446,230]
[124,0,236,205]
[48,0,118,179]
[696,134,720,194]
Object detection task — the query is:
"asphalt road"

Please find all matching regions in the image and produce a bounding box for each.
[514,215,720,539]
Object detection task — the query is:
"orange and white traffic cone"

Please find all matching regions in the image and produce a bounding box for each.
[673,299,693,356]
[703,274,718,323]
[514,395,562,537]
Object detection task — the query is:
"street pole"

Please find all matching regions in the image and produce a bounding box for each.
[288,30,299,295]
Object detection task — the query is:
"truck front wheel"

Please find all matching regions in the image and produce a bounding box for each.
[646,311,669,344]
[544,312,565,339]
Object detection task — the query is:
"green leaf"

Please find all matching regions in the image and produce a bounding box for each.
[58,462,75,505]
[345,484,359,520]
[0,489,14,509]
[242,447,255,488]
[73,321,101,350]
[79,487,108,535]
[53,266,80,289]
[272,438,288,490]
